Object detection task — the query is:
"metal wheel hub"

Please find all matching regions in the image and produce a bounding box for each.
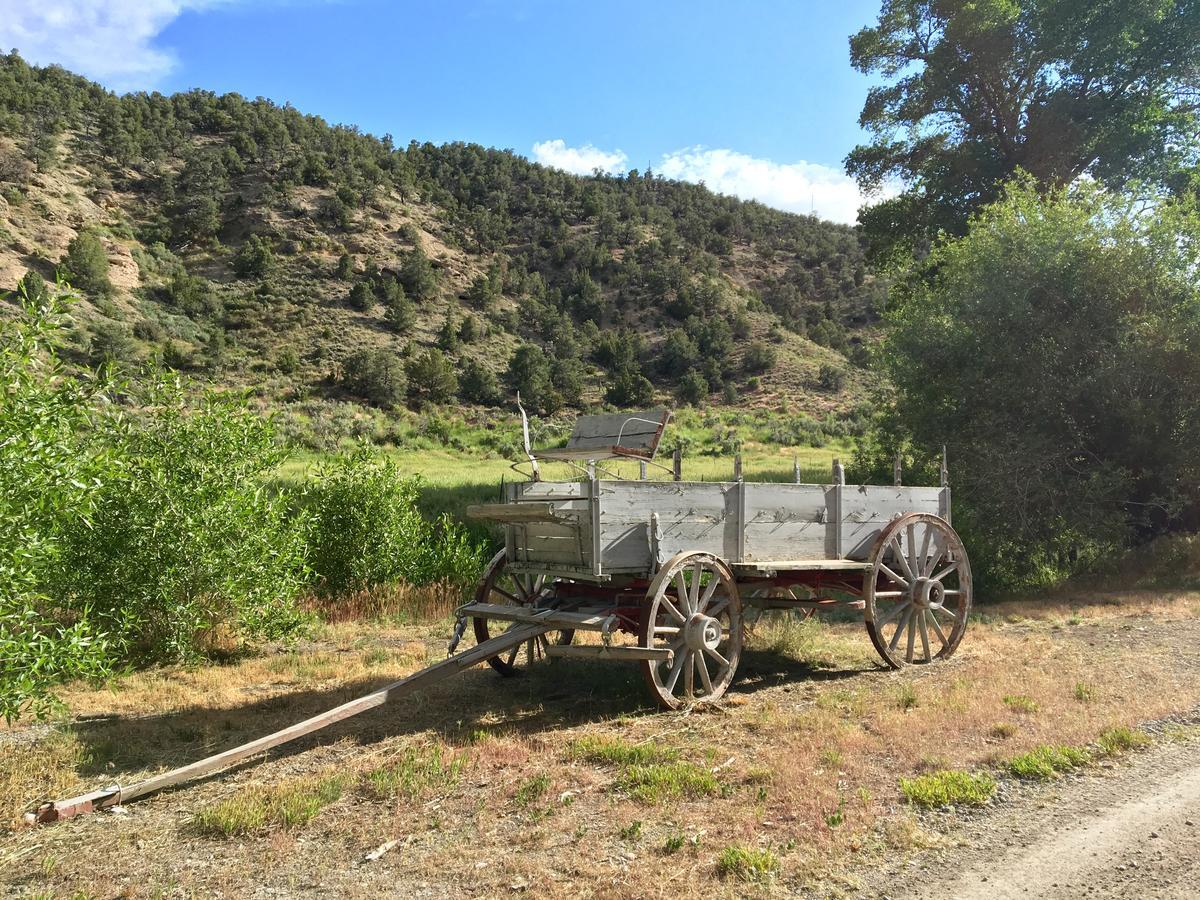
[911,576,945,610]
[684,613,722,651]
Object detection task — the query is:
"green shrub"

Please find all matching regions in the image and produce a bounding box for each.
[232,234,274,279]
[58,230,111,297]
[1097,726,1149,755]
[1,287,309,718]
[0,286,116,720]
[58,377,310,662]
[342,348,406,409]
[304,451,485,594]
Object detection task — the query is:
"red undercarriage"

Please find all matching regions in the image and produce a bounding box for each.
[553,571,878,635]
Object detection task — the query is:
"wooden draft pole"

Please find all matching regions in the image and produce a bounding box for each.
[26,622,549,825]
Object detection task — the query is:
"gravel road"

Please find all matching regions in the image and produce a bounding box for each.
[868,733,1200,899]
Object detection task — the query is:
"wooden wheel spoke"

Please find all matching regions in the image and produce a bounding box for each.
[704,644,729,669]
[674,573,692,614]
[665,649,689,694]
[927,612,949,647]
[695,652,713,694]
[659,596,686,624]
[931,562,960,583]
[879,562,909,588]
[888,608,912,651]
[684,647,695,698]
[874,590,905,598]
[706,597,730,618]
[890,537,917,582]
[698,576,720,612]
[690,561,703,607]
[905,610,917,663]
[654,625,681,636]
[878,600,910,628]
[918,610,931,662]
[491,587,520,605]
[918,523,933,576]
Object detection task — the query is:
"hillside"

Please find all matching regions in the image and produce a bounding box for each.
[0,52,881,447]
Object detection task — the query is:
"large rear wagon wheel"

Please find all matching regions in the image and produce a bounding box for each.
[864,513,972,669]
[472,550,573,676]
[639,552,742,709]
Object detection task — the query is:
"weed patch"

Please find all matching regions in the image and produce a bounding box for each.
[1003,694,1039,714]
[1097,726,1149,755]
[571,736,677,767]
[900,770,996,808]
[716,845,780,882]
[514,773,550,807]
[364,745,464,800]
[192,774,346,836]
[1006,745,1091,780]
[617,762,719,804]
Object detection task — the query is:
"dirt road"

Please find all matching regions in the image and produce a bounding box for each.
[866,730,1200,899]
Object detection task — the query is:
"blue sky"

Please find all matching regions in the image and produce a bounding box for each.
[1,0,889,223]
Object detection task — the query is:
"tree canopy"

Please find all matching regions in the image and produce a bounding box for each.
[848,0,1200,261]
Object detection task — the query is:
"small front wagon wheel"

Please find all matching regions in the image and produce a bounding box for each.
[864,513,972,668]
[472,550,573,676]
[639,552,742,709]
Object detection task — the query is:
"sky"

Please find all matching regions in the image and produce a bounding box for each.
[0,0,890,224]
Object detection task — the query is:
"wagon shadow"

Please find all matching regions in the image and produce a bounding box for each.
[64,649,879,784]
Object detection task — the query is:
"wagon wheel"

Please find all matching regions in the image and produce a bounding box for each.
[472,550,574,677]
[638,552,743,709]
[864,513,972,669]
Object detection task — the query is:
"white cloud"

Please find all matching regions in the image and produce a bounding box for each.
[656,147,880,226]
[0,1,237,91]
[532,139,884,225]
[531,139,629,176]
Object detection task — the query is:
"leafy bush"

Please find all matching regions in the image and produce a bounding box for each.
[1,288,309,719]
[0,287,116,720]
[817,363,846,392]
[406,347,458,406]
[742,340,777,374]
[863,180,1200,589]
[58,230,111,297]
[58,377,310,663]
[304,451,485,595]
[232,234,274,279]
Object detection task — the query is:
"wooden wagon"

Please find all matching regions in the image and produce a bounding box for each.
[464,408,973,708]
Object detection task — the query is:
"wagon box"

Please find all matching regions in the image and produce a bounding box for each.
[463,407,971,709]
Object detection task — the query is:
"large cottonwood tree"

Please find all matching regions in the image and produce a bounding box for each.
[847,0,1200,260]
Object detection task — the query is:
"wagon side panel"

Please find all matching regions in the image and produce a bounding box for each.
[507,482,592,571]
[839,485,945,560]
[597,481,732,572]
[741,483,828,563]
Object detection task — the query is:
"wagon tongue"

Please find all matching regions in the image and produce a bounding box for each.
[24,622,552,825]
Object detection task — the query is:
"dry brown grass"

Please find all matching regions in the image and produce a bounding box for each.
[2,592,1200,897]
